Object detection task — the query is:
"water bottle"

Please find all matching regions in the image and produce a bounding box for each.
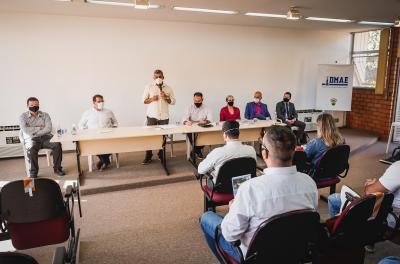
[71,124,77,135]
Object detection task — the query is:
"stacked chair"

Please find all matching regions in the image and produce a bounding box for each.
[0,178,82,264]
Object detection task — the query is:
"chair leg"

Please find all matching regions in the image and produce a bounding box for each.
[115,153,120,168]
[46,151,51,167]
[88,155,93,172]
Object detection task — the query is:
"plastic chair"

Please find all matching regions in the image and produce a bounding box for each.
[19,130,52,177]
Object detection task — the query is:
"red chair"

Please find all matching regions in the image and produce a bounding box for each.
[317,193,394,264]
[197,157,257,212]
[0,178,82,264]
[215,209,321,264]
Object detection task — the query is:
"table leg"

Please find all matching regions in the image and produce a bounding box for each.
[161,136,169,175]
[75,141,84,185]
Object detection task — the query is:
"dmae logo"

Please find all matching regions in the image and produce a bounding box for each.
[322,76,349,87]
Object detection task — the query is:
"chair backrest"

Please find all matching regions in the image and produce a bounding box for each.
[1,178,70,249]
[215,157,257,194]
[330,194,376,245]
[366,193,395,243]
[292,151,309,173]
[0,252,39,264]
[313,144,350,180]
[245,209,321,264]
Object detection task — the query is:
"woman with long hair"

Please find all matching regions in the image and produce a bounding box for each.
[304,113,343,166]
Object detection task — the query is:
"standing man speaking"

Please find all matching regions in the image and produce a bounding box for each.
[142,69,176,165]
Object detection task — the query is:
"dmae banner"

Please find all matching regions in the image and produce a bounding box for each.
[316,64,354,111]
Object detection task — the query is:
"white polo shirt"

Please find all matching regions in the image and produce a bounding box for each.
[379,160,400,209]
[197,140,257,182]
[142,83,176,120]
[221,166,318,256]
[78,108,118,129]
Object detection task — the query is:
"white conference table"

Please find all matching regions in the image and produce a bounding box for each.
[51,120,283,184]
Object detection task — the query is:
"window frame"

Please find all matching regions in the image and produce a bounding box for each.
[350,29,382,90]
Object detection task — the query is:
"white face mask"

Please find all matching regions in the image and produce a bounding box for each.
[155,78,163,85]
[254,98,260,103]
[96,102,104,110]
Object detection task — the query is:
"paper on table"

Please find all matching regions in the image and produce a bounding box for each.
[99,129,113,133]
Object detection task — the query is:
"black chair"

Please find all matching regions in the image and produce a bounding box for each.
[292,150,310,173]
[0,178,82,264]
[312,145,350,201]
[197,157,257,212]
[0,252,39,264]
[317,193,394,264]
[215,209,321,264]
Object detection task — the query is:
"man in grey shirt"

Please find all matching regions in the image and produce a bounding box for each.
[19,97,65,178]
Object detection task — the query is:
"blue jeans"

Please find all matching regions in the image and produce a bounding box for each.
[200,211,241,263]
[328,193,341,217]
[379,257,400,264]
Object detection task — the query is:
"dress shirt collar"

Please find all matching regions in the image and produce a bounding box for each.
[263,165,297,176]
[28,111,43,118]
[226,140,242,146]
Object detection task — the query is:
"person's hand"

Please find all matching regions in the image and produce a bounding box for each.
[152,95,159,101]
[228,199,235,208]
[365,178,377,187]
[185,120,193,126]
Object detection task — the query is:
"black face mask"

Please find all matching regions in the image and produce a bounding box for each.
[29,106,39,113]
[283,98,290,103]
[227,101,234,107]
[194,102,202,108]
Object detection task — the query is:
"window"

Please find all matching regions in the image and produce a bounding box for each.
[351,30,381,88]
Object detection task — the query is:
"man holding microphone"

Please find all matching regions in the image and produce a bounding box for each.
[142,69,176,165]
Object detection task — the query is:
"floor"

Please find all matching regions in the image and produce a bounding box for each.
[1,129,400,263]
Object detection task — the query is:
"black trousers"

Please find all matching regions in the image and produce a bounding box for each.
[145,117,169,159]
[187,133,204,154]
[97,154,111,165]
[286,120,306,144]
[26,135,63,176]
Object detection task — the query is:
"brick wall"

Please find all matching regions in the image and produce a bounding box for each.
[347,28,399,140]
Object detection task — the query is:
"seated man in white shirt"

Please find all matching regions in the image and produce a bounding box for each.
[200,125,319,262]
[198,120,257,184]
[182,92,213,159]
[328,160,400,228]
[78,94,118,171]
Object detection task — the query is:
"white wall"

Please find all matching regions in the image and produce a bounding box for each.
[0,13,351,130]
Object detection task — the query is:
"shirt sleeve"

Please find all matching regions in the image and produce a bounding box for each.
[379,161,400,193]
[197,149,219,175]
[110,111,118,127]
[221,183,251,242]
[304,139,317,160]
[220,108,225,121]
[182,106,191,123]
[167,87,176,105]
[142,85,150,103]
[19,114,40,137]
[35,113,52,137]
[78,111,88,130]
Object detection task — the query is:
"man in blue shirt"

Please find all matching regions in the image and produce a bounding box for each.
[244,91,271,120]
